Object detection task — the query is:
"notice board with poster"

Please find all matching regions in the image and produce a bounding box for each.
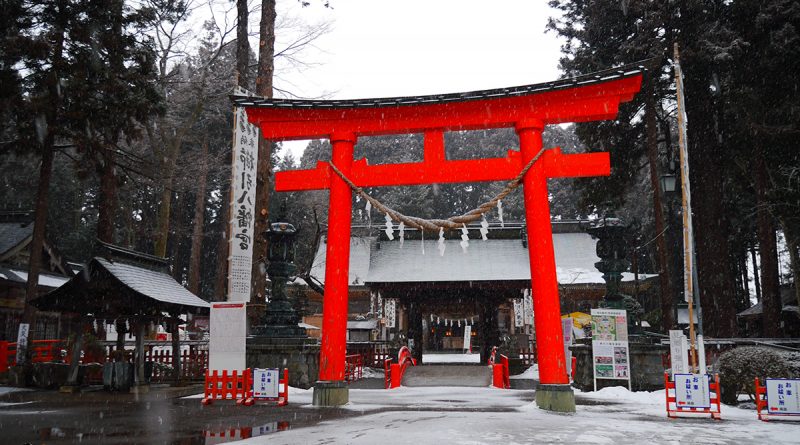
[591,308,631,390]
[209,303,247,371]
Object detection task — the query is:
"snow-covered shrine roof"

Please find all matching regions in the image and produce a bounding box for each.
[0,266,70,289]
[94,257,209,309]
[33,241,208,316]
[0,220,33,260]
[309,224,653,286]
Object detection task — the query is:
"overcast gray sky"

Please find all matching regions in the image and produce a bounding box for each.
[272,0,566,159]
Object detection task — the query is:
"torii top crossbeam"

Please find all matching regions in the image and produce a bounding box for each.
[236,64,643,409]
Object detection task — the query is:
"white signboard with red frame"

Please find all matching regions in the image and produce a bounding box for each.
[675,373,711,409]
[766,378,800,415]
[253,368,280,399]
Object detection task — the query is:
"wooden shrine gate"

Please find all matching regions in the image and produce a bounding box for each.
[236,65,643,411]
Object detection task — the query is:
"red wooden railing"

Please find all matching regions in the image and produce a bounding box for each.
[0,340,64,372]
[344,354,363,383]
[385,346,417,389]
[488,346,510,389]
[1,339,208,384]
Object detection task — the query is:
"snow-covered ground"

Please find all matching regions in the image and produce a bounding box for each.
[422,353,481,364]
[0,386,31,396]
[510,364,539,380]
[228,384,798,445]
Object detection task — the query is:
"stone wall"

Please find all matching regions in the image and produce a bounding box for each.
[246,337,320,389]
[571,340,668,392]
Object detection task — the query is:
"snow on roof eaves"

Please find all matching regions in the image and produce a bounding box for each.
[96,258,209,309]
[310,237,373,286]
[309,233,652,285]
[0,222,33,258]
[0,266,69,288]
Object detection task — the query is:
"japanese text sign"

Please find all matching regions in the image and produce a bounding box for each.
[675,373,711,409]
[766,379,800,414]
[227,87,259,302]
[253,368,280,399]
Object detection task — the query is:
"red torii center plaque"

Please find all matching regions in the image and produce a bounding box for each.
[237,66,642,409]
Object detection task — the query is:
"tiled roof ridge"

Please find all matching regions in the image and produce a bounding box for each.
[94,239,170,273]
[232,62,647,109]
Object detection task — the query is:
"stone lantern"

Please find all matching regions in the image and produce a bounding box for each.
[253,213,306,338]
[586,215,643,327]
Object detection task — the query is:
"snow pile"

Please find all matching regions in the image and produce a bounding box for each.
[510,364,538,380]
[360,367,385,379]
[578,386,663,405]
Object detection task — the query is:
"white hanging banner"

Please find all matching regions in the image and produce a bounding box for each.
[513,298,524,327]
[385,299,396,328]
[562,317,573,377]
[227,86,259,302]
[463,325,472,352]
[523,289,534,326]
[15,323,30,365]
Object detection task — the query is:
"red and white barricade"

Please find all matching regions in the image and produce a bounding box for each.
[664,372,721,420]
[201,368,288,406]
[755,377,800,421]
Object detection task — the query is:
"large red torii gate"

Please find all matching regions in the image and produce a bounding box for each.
[236,66,643,411]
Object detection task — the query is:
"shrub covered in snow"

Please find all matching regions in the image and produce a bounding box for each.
[717,346,798,405]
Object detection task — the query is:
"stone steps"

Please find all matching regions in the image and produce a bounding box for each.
[401,364,492,387]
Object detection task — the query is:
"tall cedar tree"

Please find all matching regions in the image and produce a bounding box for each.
[548,0,745,336]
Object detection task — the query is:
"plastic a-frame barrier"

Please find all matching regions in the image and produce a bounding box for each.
[664,372,721,420]
[201,368,289,406]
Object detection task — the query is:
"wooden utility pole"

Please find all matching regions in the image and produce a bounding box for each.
[674,43,703,373]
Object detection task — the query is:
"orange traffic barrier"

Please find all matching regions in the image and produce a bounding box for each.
[755,377,800,421]
[201,368,288,407]
[664,372,721,420]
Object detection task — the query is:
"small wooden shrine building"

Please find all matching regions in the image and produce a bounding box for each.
[31,241,209,388]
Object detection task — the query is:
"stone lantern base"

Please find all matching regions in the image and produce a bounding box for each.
[246,336,320,389]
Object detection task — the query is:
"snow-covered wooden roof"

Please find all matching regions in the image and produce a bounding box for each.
[32,241,208,316]
[309,226,652,286]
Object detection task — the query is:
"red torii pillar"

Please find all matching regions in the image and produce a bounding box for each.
[239,68,643,411]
